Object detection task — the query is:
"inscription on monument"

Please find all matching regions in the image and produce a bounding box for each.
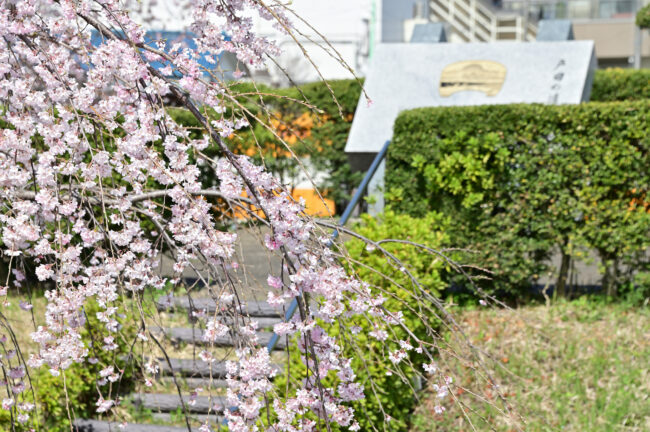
[548,59,566,104]
[439,60,507,97]
[345,42,596,157]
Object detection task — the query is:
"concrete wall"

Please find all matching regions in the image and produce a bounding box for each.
[573,19,650,66]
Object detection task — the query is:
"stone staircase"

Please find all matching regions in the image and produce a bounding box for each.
[74,297,284,432]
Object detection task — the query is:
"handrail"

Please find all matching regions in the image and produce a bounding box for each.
[222,141,392,425]
[265,140,391,353]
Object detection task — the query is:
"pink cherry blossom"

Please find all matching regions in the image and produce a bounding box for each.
[0,1,455,429]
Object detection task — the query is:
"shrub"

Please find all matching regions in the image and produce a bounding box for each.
[275,211,455,431]
[387,102,650,298]
[591,68,650,102]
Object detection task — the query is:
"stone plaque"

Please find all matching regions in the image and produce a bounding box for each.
[439,60,507,97]
[345,41,596,214]
[345,41,596,155]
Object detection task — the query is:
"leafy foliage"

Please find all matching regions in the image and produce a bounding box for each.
[591,68,650,102]
[636,3,650,28]
[167,80,364,213]
[387,102,650,298]
[346,210,453,300]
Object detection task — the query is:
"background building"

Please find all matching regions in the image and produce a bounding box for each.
[134,0,650,85]
[248,0,650,84]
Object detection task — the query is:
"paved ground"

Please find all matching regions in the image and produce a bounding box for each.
[157,226,284,299]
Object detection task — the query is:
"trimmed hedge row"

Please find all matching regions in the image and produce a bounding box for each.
[591,68,650,102]
[165,69,648,214]
[386,101,650,297]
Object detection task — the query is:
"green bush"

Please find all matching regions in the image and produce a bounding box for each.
[346,210,453,299]
[591,68,650,102]
[341,211,456,430]
[387,102,650,298]
[274,211,455,431]
[350,210,480,430]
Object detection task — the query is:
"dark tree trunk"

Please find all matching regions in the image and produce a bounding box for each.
[556,249,571,298]
[603,256,620,298]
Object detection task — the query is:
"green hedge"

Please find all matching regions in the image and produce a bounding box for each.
[164,70,650,215]
[591,68,650,102]
[273,211,454,432]
[386,101,650,298]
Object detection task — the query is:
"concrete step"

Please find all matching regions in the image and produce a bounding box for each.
[158,376,228,389]
[155,357,280,377]
[202,316,283,329]
[150,412,223,425]
[73,419,199,432]
[158,358,227,377]
[156,297,281,317]
[133,393,227,414]
[156,358,229,377]
[156,328,287,349]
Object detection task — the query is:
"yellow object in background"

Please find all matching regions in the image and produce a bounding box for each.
[292,188,335,217]
[230,189,335,219]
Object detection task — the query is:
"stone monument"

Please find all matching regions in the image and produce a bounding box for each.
[345,37,596,214]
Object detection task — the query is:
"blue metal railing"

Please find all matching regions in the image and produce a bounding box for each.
[220,141,390,426]
[265,140,391,353]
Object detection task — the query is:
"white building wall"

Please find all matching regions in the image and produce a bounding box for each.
[132,0,380,85]
[130,0,425,86]
[251,0,375,85]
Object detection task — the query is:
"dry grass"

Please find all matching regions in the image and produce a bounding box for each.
[1,293,48,356]
[412,300,650,432]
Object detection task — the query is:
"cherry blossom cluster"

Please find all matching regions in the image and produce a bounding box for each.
[213,155,437,431]
[0,0,444,430]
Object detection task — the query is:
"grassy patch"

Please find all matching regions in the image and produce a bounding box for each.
[411,300,650,431]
